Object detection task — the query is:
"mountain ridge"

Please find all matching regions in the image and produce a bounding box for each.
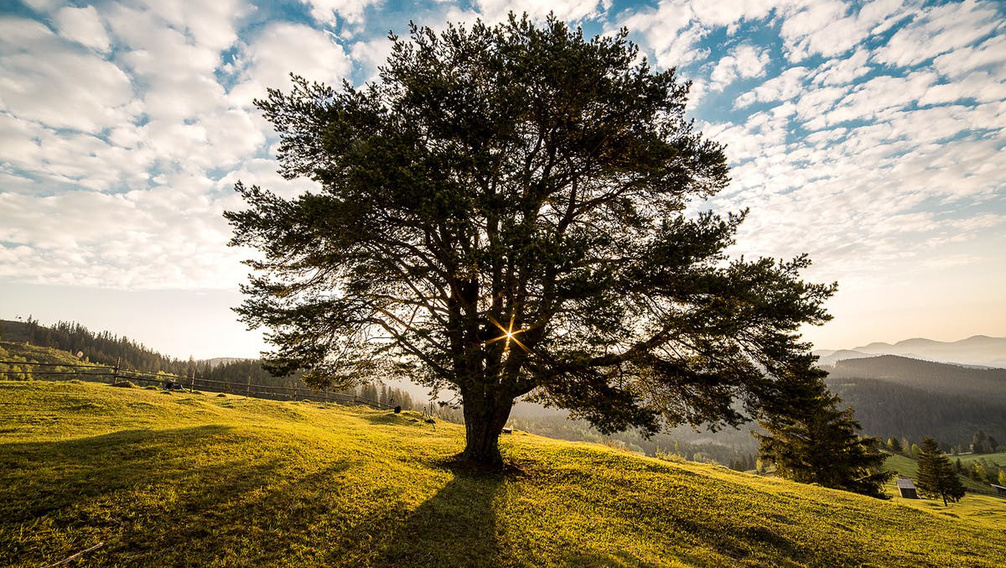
[816,334,1006,368]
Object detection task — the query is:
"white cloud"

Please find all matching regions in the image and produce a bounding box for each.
[2,0,1004,324]
[299,0,382,26]
[735,66,808,107]
[229,22,352,107]
[918,71,1006,106]
[131,0,248,53]
[618,1,710,68]
[476,0,605,23]
[811,48,871,86]
[873,0,1002,68]
[931,33,1006,79]
[709,43,770,90]
[53,5,111,53]
[0,17,136,132]
[688,0,778,28]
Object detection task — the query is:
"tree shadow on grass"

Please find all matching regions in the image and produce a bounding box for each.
[372,457,530,568]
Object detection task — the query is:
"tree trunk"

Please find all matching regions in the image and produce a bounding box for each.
[461,391,514,465]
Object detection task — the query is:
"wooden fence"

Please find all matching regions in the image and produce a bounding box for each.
[0,359,392,410]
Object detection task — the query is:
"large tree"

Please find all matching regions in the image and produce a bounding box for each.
[226,15,835,464]
[754,367,893,497]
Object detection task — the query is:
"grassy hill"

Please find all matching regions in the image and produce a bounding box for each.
[2,381,1004,568]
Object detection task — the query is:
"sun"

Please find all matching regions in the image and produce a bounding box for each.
[485,313,529,354]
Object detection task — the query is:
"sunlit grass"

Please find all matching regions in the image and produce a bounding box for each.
[2,380,1004,567]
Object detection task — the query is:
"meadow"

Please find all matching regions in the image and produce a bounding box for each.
[2,380,1004,567]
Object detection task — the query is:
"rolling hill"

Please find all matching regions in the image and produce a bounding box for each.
[830,355,1006,401]
[2,380,1004,567]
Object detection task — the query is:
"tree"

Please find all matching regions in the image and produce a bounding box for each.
[887,437,902,454]
[998,468,1006,486]
[226,15,835,465]
[916,437,965,506]
[754,367,893,498]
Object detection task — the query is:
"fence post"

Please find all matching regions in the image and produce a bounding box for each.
[189,369,195,392]
[112,357,120,386]
[246,376,251,398]
[294,383,298,400]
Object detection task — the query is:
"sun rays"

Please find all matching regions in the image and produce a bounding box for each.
[485,313,529,354]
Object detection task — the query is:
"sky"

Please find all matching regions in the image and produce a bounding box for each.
[0,0,1004,360]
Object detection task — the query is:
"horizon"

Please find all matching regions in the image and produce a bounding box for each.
[2,309,1003,362]
[2,0,1005,359]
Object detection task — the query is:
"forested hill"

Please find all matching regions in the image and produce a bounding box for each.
[826,355,1006,449]
[0,318,194,375]
[829,355,1006,401]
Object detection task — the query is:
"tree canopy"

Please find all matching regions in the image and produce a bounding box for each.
[226,15,835,464]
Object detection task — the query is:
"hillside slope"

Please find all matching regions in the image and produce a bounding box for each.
[1,381,1003,568]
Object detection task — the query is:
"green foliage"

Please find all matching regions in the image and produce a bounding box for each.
[226,15,834,463]
[755,368,893,498]
[916,437,966,506]
[999,468,1006,486]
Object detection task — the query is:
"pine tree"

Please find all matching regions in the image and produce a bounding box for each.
[226,14,835,465]
[887,437,902,454]
[755,366,893,498]
[916,437,965,506]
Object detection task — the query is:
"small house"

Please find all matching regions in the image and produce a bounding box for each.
[896,478,918,499]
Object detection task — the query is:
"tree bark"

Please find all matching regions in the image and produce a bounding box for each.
[461,390,514,465]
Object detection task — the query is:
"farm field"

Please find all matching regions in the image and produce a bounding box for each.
[2,380,1004,568]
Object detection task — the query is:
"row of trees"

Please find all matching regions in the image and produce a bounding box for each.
[886,428,1003,458]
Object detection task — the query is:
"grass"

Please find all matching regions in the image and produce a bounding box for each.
[2,380,1004,568]
[956,451,1006,467]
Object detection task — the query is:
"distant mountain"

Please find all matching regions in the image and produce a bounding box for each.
[849,335,1006,368]
[813,349,874,367]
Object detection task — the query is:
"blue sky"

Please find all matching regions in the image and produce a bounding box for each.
[1,0,1004,358]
